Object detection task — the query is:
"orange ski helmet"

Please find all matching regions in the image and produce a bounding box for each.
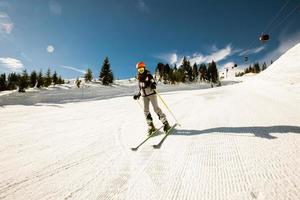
[136,61,146,69]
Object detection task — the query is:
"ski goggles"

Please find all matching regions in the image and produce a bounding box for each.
[137,68,145,74]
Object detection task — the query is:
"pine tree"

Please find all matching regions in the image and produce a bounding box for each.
[156,63,165,82]
[30,70,37,87]
[44,68,52,87]
[163,64,171,83]
[207,61,218,83]
[253,62,261,73]
[84,68,93,82]
[180,57,193,82]
[58,76,64,84]
[262,62,267,71]
[199,63,207,82]
[37,71,44,88]
[168,68,175,84]
[99,57,114,85]
[52,71,58,85]
[192,63,199,82]
[18,70,29,92]
[0,73,7,91]
[7,72,19,90]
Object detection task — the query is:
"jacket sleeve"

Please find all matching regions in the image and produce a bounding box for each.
[148,74,156,88]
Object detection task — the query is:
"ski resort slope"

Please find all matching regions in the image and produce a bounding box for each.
[0,44,300,200]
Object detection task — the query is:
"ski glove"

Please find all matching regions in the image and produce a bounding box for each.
[133,93,141,100]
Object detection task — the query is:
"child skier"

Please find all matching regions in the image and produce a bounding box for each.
[133,61,171,135]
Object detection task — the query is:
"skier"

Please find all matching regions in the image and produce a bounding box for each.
[133,61,171,135]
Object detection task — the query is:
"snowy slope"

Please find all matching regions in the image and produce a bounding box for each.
[0,44,300,200]
[259,43,300,84]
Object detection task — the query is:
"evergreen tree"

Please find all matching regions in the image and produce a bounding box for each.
[7,72,19,90]
[99,57,114,85]
[156,63,165,81]
[37,71,44,88]
[253,62,261,73]
[52,71,58,85]
[178,57,192,82]
[168,68,175,84]
[44,68,52,87]
[181,57,193,82]
[0,73,7,91]
[18,70,29,92]
[262,62,267,71]
[84,68,93,82]
[163,64,171,83]
[58,76,64,84]
[192,63,199,82]
[30,70,37,87]
[199,63,207,82]
[207,61,218,83]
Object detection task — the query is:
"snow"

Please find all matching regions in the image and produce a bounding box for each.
[0,43,300,199]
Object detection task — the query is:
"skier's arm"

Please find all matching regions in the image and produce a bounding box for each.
[149,74,157,89]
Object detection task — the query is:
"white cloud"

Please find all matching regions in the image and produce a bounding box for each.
[137,0,150,13]
[61,66,85,74]
[239,46,265,56]
[49,1,62,16]
[0,57,24,72]
[47,45,55,53]
[163,45,233,66]
[0,12,14,34]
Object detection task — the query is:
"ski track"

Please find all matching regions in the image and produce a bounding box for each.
[0,80,300,199]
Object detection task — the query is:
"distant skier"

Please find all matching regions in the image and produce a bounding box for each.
[133,61,171,135]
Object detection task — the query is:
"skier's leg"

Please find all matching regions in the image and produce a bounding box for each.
[149,95,170,132]
[143,96,155,134]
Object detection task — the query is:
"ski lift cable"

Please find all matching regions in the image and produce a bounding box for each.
[268,2,300,34]
[242,0,295,62]
[261,0,292,35]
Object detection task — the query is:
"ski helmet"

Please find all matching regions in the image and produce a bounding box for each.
[136,61,146,69]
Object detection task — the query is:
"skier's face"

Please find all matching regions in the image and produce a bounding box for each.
[138,68,145,74]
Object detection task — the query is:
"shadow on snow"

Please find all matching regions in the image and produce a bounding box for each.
[173,125,300,139]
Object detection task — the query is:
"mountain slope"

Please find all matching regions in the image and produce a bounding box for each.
[0,44,299,200]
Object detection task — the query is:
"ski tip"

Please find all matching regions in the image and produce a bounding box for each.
[131,147,138,151]
[152,144,161,149]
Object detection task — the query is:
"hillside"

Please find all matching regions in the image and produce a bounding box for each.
[0,44,299,200]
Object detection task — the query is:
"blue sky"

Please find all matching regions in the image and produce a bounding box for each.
[0,0,299,79]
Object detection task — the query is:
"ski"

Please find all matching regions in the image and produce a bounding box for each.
[131,125,164,151]
[152,123,178,149]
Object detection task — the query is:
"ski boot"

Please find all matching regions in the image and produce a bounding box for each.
[163,121,171,133]
[147,122,156,136]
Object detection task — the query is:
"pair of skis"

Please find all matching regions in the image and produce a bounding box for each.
[131,123,178,151]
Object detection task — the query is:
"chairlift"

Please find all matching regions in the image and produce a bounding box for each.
[244,56,248,62]
[259,34,270,42]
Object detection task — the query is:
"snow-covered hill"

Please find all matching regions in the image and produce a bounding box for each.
[0,43,299,200]
[259,43,300,84]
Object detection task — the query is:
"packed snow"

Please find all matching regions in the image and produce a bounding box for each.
[0,43,300,200]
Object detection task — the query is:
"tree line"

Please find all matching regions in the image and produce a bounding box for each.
[155,57,220,84]
[235,62,268,77]
[0,68,64,92]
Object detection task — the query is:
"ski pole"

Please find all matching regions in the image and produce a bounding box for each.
[136,99,143,110]
[155,89,181,126]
